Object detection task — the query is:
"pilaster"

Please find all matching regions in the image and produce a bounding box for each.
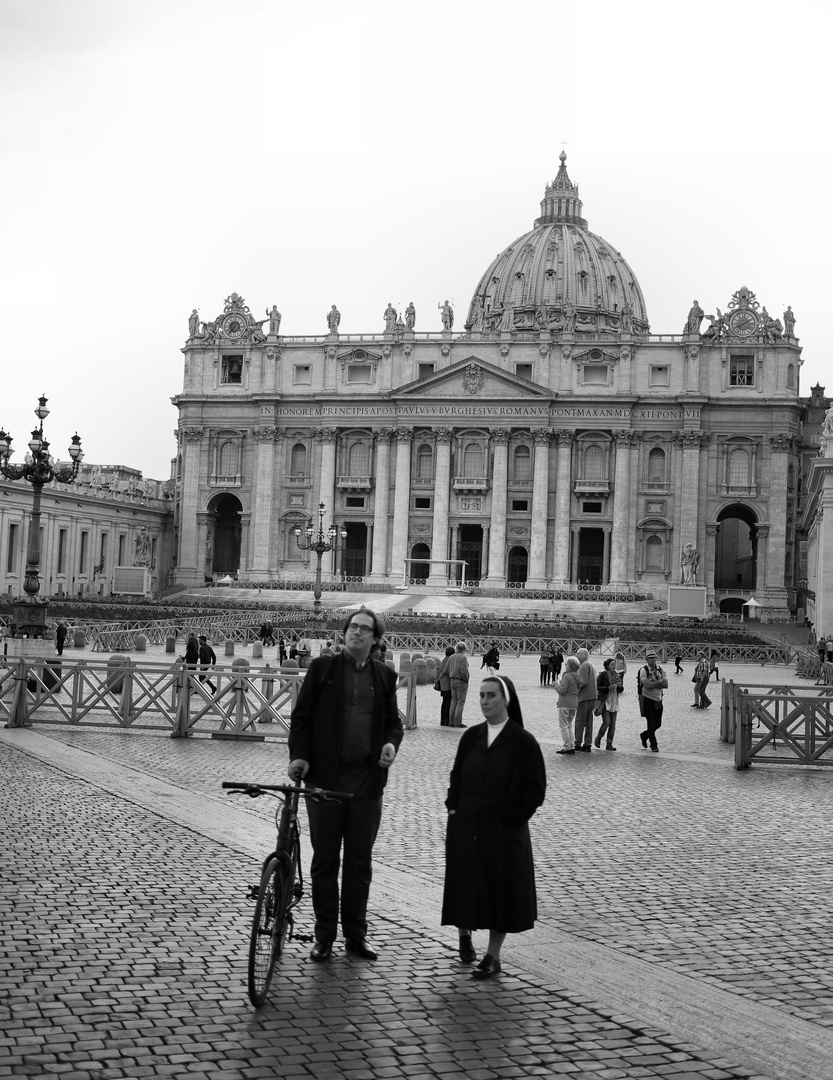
[368,429,394,581]
[485,429,511,585]
[526,430,551,588]
[551,432,573,582]
[388,428,413,584]
[428,427,453,586]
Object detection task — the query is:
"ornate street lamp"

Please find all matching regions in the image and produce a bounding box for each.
[294,502,347,619]
[0,395,83,636]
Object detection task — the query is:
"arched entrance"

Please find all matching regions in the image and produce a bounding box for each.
[719,597,746,615]
[343,522,368,578]
[456,524,483,584]
[410,543,430,583]
[207,493,242,576]
[507,545,528,585]
[715,504,757,590]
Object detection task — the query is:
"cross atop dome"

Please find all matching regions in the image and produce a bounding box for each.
[536,152,587,228]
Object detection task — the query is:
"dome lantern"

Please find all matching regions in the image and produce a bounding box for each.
[535,151,587,227]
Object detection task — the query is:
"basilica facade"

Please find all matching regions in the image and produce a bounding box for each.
[172,155,804,617]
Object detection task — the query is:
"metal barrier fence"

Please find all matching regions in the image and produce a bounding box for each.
[1,657,417,738]
[722,676,833,769]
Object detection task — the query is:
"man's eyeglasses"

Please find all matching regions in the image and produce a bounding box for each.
[348,624,375,635]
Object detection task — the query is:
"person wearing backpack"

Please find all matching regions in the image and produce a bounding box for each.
[692,651,711,709]
[638,650,668,753]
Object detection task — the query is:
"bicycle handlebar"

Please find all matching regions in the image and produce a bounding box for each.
[222,781,354,802]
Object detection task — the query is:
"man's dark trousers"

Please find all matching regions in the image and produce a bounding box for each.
[640,699,663,749]
[306,794,383,943]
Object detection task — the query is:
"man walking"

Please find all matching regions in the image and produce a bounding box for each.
[288,609,402,962]
[692,651,711,709]
[574,647,597,752]
[198,635,217,694]
[55,621,68,656]
[446,642,470,727]
[639,650,668,752]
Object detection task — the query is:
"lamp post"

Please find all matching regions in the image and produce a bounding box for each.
[294,502,347,619]
[0,395,83,636]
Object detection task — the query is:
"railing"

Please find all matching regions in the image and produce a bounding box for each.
[724,676,833,769]
[0,657,417,736]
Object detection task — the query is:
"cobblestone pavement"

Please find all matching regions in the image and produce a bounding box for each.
[2,652,832,1080]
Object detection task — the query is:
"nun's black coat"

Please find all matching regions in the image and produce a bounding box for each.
[441,719,546,933]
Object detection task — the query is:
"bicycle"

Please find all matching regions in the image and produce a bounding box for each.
[222,780,352,1007]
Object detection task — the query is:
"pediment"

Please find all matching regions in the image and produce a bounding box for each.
[395,357,555,400]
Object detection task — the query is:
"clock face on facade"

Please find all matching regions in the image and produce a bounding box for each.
[222,314,246,338]
[727,309,758,337]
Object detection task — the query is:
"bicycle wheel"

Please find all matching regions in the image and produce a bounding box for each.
[247,857,289,1007]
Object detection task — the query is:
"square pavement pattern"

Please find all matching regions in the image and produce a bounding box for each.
[2,652,833,1080]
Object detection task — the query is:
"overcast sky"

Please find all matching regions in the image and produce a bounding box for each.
[1,0,830,479]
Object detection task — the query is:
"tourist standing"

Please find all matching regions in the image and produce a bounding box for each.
[551,648,564,682]
[614,649,627,686]
[539,649,551,686]
[574,648,597,752]
[594,658,621,751]
[437,646,455,727]
[442,675,546,979]
[692,652,712,709]
[638,650,668,752]
[555,656,580,754]
[55,621,68,656]
[447,642,470,728]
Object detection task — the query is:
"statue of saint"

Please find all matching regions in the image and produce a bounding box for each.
[405,302,416,330]
[133,527,152,568]
[188,309,200,338]
[266,305,282,335]
[438,299,454,330]
[783,306,796,337]
[562,299,576,333]
[686,301,704,334]
[823,406,833,439]
[327,305,341,334]
[679,542,700,586]
[620,300,633,332]
[383,303,397,331]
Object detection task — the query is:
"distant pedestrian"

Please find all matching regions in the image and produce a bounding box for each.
[447,642,470,728]
[555,656,580,754]
[693,652,711,708]
[437,646,455,727]
[594,658,621,751]
[674,651,683,674]
[638,650,668,752]
[818,636,827,665]
[574,648,597,752]
[827,638,833,665]
[55,621,68,656]
[183,634,200,692]
[481,642,500,675]
[614,649,627,686]
[279,637,288,664]
[539,649,551,686]
[198,635,217,694]
[551,649,564,681]
[710,650,720,681]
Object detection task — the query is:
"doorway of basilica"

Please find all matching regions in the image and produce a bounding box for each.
[577,528,604,585]
[208,493,242,575]
[715,505,757,590]
[507,546,528,586]
[342,522,368,578]
[456,524,483,584]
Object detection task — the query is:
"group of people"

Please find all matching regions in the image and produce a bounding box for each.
[817,635,833,667]
[287,611,547,979]
[538,646,564,685]
[182,633,217,693]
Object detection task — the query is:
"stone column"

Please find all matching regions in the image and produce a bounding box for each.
[250,427,279,579]
[755,524,769,595]
[428,427,453,586]
[388,428,413,584]
[450,524,459,583]
[526,430,551,588]
[551,432,573,583]
[602,526,611,585]
[570,525,580,582]
[485,429,511,585]
[674,431,707,572]
[766,435,792,598]
[704,521,719,606]
[239,513,251,574]
[316,427,339,515]
[609,431,632,584]
[368,429,394,582]
[626,432,642,582]
[481,523,490,579]
[175,427,204,586]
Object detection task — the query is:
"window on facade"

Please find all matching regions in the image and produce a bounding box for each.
[729,356,754,386]
[583,365,609,385]
[417,444,433,481]
[462,443,484,478]
[99,533,108,573]
[418,363,434,379]
[348,442,370,475]
[512,445,531,482]
[221,355,243,384]
[515,364,533,381]
[649,366,670,387]
[511,499,529,511]
[290,443,307,477]
[346,496,365,508]
[645,535,663,571]
[219,441,237,476]
[787,463,795,492]
[582,501,602,514]
[293,365,312,384]
[787,363,795,389]
[413,496,431,509]
[584,445,605,481]
[79,532,89,574]
[58,529,68,574]
[347,365,371,383]
[118,535,126,565]
[647,447,665,484]
[728,447,749,487]
[6,523,18,573]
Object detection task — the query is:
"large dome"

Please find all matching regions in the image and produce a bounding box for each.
[465,153,649,335]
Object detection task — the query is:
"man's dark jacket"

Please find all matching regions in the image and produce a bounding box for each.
[289,653,403,797]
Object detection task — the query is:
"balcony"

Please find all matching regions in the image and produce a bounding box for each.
[573,479,610,495]
[337,475,373,492]
[452,476,489,494]
[284,474,311,487]
[209,473,242,487]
